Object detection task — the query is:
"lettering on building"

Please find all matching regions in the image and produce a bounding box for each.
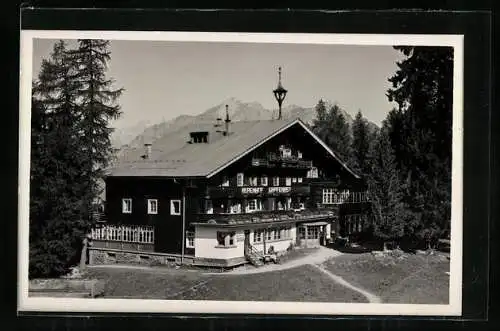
[240,187,292,195]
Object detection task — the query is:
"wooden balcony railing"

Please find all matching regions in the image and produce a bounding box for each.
[325,191,370,204]
[91,224,154,244]
[197,208,337,226]
[251,153,313,169]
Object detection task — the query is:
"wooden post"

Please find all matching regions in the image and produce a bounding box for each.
[181,185,186,264]
[304,225,308,248]
[80,237,88,271]
[263,228,267,255]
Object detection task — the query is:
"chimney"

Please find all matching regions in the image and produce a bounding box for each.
[143,143,152,159]
[224,104,231,136]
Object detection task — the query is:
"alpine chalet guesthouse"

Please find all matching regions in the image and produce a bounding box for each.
[90,69,370,268]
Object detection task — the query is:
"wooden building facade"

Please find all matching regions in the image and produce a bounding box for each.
[92,117,370,267]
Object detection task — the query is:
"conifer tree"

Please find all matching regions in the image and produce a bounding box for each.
[312,100,352,164]
[351,110,371,175]
[29,39,123,277]
[30,41,89,277]
[66,39,124,220]
[312,99,328,140]
[366,124,408,249]
[386,46,453,248]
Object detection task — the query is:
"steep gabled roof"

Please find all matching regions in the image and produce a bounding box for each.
[109,118,360,179]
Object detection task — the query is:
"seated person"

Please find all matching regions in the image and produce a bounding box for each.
[266,246,279,264]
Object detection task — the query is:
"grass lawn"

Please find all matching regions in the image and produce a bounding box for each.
[87,264,367,302]
[323,251,450,304]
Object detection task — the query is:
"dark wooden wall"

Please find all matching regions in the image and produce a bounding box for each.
[105,177,186,254]
[205,123,366,204]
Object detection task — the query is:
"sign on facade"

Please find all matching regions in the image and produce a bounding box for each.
[241,187,291,195]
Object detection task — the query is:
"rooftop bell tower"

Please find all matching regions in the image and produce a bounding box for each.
[273,66,288,120]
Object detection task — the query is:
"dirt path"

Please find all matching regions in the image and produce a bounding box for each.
[310,263,381,304]
[207,246,382,303]
[208,246,342,276]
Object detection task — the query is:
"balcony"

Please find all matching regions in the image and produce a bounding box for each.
[196,208,336,227]
[206,184,311,198]
[324,191,370,204]
[90,224,155,251]
[251,153,313,169]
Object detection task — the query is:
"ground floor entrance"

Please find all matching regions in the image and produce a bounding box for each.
[296,221,331,248]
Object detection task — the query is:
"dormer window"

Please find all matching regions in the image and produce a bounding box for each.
[190,131,209,143]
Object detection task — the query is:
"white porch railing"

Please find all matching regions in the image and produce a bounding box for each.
[91,224,154,244]
[329,191,370,204]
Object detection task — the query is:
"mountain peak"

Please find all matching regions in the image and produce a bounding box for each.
[117,98,379,149]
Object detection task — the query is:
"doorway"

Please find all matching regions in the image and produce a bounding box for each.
[244,230,251,256]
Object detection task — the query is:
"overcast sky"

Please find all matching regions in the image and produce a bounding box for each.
[32,39,405,129]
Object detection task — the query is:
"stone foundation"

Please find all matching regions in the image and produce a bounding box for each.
[89,248,195,267]
[89,247,247,269]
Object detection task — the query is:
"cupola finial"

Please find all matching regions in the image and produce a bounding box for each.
[273,66,288,120]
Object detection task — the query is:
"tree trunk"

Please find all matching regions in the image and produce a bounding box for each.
[80,238,88,271]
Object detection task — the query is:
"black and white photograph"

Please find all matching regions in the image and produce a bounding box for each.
[18,30,463,316]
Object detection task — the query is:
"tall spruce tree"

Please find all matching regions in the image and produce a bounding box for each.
[351,110,371,175]
[30,41,90,277]
[312,99,328,140]
[67,39,124,221]
[386,46,453,248]
[366,124,408,249]
[30,39,123,277]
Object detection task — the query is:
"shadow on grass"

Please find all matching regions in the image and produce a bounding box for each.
[326,239,382,254]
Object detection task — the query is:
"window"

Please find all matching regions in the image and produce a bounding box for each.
[282,148,292,158]
[297,151,303,159]
[205,199,213,214]
[261,176,268,186]
[230,201,241,214]
[307,167,319,178]
[292,177,297,183]
[307,226,320,239]
[297,177,303,183]
[217,231,236,247]
[147,199,158,214]
[237,173,244,187]
[277,198,285,210]
[186,231,195,248]
[285,177,292,186]
[266,229,273,241]
[247,199,258,212]
[249,177,258,186]
[323,188,335,204]
[122,198,132,213]
[170,199,181,215]
[273,229,281,240]
[273,177,280,186]
[253,230,263,243]
[221,176,229,187]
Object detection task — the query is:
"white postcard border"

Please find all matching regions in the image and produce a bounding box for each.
[18,30,464,316]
